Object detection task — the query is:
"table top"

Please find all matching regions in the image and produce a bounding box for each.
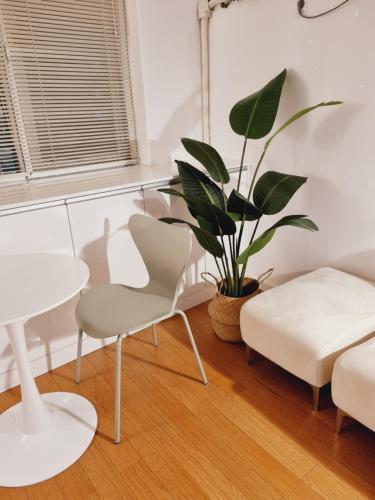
[0,253,89,325]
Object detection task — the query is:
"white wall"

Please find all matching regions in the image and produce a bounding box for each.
[208,0,375,283]
[132,0,375,285]
[130,0,202,165]
[132,0,375,283]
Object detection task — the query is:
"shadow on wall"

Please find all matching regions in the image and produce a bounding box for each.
[305,175,375,278]
[330,250,375,283]
[315,102,361,151]
[269,254,375,287]
[76,192,205,297]
[141,190,206,296]
[0,298,79,391]
[149,89,201,164]
[279,70,310,141]
[2,214,122,391]
[275,69,358,149]
[80,218,111,287]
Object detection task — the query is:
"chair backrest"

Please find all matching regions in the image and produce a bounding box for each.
[128,214,191,304]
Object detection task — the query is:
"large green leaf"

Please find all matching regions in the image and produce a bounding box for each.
[158,186,235,235]
[181,138,230,184]
[158,187,185,199]
[227,189,262,221]
[176,160,226,210]
[160,217,224,257]
[237,230,275,264]
[229,69,287,139]
[236,215,318,264]
[187,197,236,235]
[268,214,318,232]
[265,101,343,149]
[253,171,307,215]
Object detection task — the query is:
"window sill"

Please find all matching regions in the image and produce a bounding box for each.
[0,162,242,215]
[0,163,180,214]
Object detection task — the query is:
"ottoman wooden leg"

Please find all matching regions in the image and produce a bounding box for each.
[336,408,347,434]
[312,385,320,411]
[246,345,257,365]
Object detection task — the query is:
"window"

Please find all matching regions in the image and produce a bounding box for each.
[0,37,23,175]
[0,0,138,180]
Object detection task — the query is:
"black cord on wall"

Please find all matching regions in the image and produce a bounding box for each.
[297,0,351,19]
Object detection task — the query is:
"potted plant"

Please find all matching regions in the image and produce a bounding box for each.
[159,68,341,341]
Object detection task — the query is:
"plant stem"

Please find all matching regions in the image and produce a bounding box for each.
[236,137,248,191]
[233,235,239,295]
[235,136,251,254]
[228,234,238,296]
[221,182,227,210]
[220,235,232,295]
[237,142,268,256]
[214,256,225,285]
[220,256,228,291]
[239,218,260,291]
[246,146,267,201]
[237,142,270,292]
[236,216,245,255]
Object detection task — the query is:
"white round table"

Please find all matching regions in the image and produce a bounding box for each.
[0,253,97,487]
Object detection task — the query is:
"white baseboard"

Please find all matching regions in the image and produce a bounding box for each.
[0,286,215,395]
[0,335,111,394]
[176,285,214,311]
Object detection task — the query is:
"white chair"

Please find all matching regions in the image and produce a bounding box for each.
[75,214,208,444]
[332,337,375,434]
[240,267,375,409]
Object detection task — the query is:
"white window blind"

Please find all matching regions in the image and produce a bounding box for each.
[0,34,23,175]
[0,0,138,177]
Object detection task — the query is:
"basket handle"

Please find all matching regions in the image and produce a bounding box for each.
[257,268,274,286]
[201,271,221,292]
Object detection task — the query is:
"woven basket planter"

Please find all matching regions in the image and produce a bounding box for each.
[203,270,273,343]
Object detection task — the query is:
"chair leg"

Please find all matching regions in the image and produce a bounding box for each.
[152,323,158,346]
[312,385,320,411]
[115,334,124,444]
[175,309,208,385]
[76,329,83,384]
[336,408,347,434]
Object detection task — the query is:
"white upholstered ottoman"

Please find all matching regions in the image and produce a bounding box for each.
[240,267,375,409]
[332,337,375,433]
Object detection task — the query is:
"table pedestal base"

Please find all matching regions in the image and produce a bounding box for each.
[0,392,97,487]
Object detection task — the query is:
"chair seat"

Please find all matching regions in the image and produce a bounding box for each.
[332,337,375,431]
[76,284,173,338]
[240,267,375,387]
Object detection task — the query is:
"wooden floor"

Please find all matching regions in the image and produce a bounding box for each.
[1,302,375,499]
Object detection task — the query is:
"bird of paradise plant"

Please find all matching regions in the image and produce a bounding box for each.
[159,69,342,297]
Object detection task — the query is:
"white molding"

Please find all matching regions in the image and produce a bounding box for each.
[0,164,241,214]
[0,335,112,394]
[177,285,214,311]
[28,161,138,180]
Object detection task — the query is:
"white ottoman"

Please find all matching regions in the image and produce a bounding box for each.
[332,337,375,433]
[240,267,375,409]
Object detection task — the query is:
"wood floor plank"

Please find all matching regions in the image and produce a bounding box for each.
[129,418,248,500]
[0,487,28,500]
[118,460,173,500]
[303,464,373,499]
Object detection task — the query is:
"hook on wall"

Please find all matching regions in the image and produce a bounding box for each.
[298,0,351,19]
